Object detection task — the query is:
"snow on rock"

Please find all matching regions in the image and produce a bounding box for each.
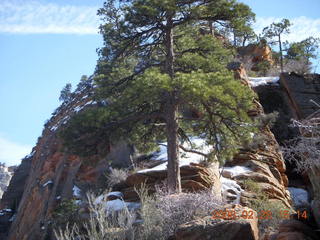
[248,77,280,87]
[105,199,140,212]
[219,166,252,204]
[50,125,58,132]
[220,166,252,178]
[139,137,212,173]
[73,100,95,113]
[107,191,124,199]
[0,209,13,216]
[73,185,81,198]
[26,150,36,158]
[93,193,140,213]
[0,165,14,199]
[288,187,309,207]
[151,144,167,161]
[42,180,53,187]
[220,176,243,204]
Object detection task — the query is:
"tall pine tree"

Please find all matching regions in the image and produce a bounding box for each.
[62,0,256,193]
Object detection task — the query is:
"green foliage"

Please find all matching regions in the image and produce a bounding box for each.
[286,37,320,61]
[255,60,271,76]
[262,18,291,45]
[262,18,292,72]
[76,75,92,90]
[59,83,72,103]
[61,0,256,167]
[52,199,80,230]
[242,179,289,233]
[255,112,279,129]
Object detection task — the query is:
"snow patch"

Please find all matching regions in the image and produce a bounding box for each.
[248,77,280,87]
[42,180,53,187]
[73,185,81,197]
[288,187,309,207]
[221,176,243,204]
[73,100,94,113]
[105,199,140,212]
[221,166,252,178]
[139,137,212,173]
[26,150,36,158]
[0,208,13,216]
[107,191,124,198]
[50,125,58,132]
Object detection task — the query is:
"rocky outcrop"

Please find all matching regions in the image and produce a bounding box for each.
[0,164,15,200]
[0,84,134,240]
[114,162,221,202]
[279,73,320,119]
[254,73,320,228]
[173,205,259,240]
[1,66,297,240]
[238,42,274,70]
[227,63,292,208]
[265,219,319,240]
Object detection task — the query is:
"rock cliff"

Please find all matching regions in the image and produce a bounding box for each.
[0,165,14,200]
[0,83,134,240]
[1,69,307,240]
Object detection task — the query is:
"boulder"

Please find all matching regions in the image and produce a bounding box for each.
[173,206,259,240]
[267,219,319,240]
[120,162,221,202]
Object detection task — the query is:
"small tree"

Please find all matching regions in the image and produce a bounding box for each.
[262,19,291,72]
[76,75,92,91]
[59,83,72,103]
[285,37,320,74]
[286,37,320,61]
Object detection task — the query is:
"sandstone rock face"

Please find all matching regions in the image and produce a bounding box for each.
[279,73,320,119]
[1,65,297,240]
[0,85,134,240]
[0,164,14,199]
[115,162,221,202]
[267,219,319,240]
[173,206,259,240]
[226,63,292,208]
[238,42,274,70]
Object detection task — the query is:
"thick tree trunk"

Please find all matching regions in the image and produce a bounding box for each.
[165,12,181,193]
[166,97,181,193]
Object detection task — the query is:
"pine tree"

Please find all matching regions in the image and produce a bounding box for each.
[59,83,72,103]
[62,0,256,193]
[262,19,291,73]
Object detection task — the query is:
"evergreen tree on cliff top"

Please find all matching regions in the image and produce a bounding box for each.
[62,0,256,193]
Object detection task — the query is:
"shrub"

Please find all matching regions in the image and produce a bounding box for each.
[135,185,222,239]
[54,188,222,240]
[106,168,129,187]
[54,193,136,240]
[52,199,80,230]
[242,179,289,235]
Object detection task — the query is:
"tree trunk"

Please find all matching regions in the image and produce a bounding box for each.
[165,12,181,193]
[166,97,181,193]
[279,35,284,72]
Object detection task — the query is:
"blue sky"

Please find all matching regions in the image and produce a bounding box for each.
[0,0,320,166]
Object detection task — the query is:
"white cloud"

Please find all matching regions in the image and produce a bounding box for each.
[0,136,32,166]
[0,0,100,34]
[254,16,320,42]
